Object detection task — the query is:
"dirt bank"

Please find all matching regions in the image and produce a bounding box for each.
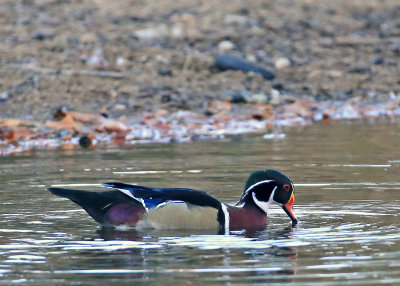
[1,0,400,154]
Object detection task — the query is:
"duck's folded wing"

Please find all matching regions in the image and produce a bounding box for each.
[103,182,222,211]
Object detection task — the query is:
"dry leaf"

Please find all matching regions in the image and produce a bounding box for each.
[96,119,129,133]
[1,119,22,128]
[46,114,76,130]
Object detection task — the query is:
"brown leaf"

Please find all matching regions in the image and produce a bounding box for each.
[1,119,22,128]
[68,111,103,125]
[95,119,129,133]
[3,128,35,143]
[46,113,76,130]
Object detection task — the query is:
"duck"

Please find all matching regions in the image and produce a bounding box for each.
[48,169,297,233]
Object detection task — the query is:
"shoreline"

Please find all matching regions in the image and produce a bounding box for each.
[2,95,400,156]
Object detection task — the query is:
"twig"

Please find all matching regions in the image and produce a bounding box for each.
[5,63,137,79]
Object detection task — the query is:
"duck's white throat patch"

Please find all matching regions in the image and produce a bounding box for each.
[252,187,276,213]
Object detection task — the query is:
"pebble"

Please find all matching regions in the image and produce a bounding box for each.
[350,65,371,74]
[133,25,169,41]
[87,48,109,69]
[32,30,54,41]
[274,57,291,70]
[112,104,127,111]
[225,89,280,105]
[271,82,284,90]
[171,26,183,38]
[81,33,97,43]
[116,56,126,67]
[224,14,248,25]
[0,91,10,101]
[79,135,92,149]
[218,41,235,53]
[372,57,385,65]
[215,55,275,80]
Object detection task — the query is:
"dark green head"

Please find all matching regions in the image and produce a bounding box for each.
[238,169,297,225]
[244,170,292,190]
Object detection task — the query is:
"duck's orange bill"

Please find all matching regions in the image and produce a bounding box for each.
[282,193,298,226]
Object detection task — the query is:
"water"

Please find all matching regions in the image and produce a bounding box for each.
[1,120,400,285]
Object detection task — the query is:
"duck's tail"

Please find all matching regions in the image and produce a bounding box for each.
[48,188,145,227]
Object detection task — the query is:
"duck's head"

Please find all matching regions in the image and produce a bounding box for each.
[236,169,298,226]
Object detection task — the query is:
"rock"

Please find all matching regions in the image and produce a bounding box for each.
[161,94,171,103]
[81,33,97,43]
[170,25,183,38]
[67,37,80,44]
[215,55,275,80]
[133,24,169,41]
[79,135,93,149]
[271,82,284,90]
[112,104,127,111]
[218,41,235,53]
[274,57,291,70]
[224,89,280,105]
[158,69,173,77]
[87,48,109,70]
[224,14,248,25]
[0,91,10,101]
[116,56,126,67]
[349,65,371,74]
[269,89,281,105]
[32,30,54,41]
[372,57,385,65]
[327,70,343,78]
[155,54,169,64]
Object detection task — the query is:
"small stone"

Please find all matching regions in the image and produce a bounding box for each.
[274,57,291,70]
[271,82,284,90]
[0,91,10,100]
[215,55,275,80]
[327,70,343,78]
[218,40,235,52]
[349,65,371,74]
[32,30,54,41]
[79,135,93,149]
[87,48,109,70]
[270,89,281,105]
[133,24,169,41]
[155,54,169,64]
[112,104,127,111]
[67,37,80,44]
[158,69,173,77]
[372,57,385,65]
[171,26,183,38]
[161,94,171,103]
[246,93,269,104]
[116,56,126,67]
[81,33,97,43]
[224,14,248,25]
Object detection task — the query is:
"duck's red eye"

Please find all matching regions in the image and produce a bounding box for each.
[283,184,291,191]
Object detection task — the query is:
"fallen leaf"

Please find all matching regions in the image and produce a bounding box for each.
[1,119,22,128]
[3,128,36,143]
[95,119,129,133]
[46,114,76,130]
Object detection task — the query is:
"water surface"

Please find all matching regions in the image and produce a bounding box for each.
[1,121,400,285]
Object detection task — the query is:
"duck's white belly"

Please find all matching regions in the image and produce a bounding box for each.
[137,203,219,229]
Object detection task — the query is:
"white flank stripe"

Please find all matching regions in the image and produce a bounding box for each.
[220,203,230,234]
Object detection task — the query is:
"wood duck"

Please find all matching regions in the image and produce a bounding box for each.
[48,169,297,233]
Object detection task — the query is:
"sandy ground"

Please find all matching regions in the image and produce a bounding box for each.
[1,0,399,121]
